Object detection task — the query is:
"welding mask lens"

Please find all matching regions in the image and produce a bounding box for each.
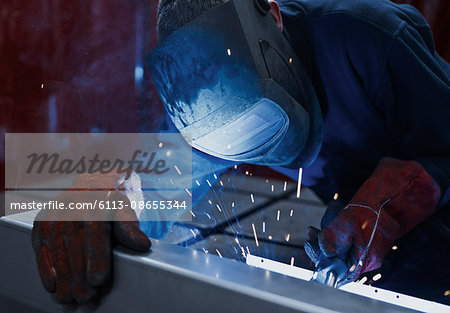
[192,98,287,156]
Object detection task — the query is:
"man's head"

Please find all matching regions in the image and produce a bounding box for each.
[150,0,323,167]
[157,0,283,43]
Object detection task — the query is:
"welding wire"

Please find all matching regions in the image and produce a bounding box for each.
[216,249,223,258]
[296,168,303,198]
[174,165,182,175]
[284,181,288,192]
[252,223,260,247]
[250,193,255,203]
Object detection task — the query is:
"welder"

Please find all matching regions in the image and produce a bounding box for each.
[31,0,449,305]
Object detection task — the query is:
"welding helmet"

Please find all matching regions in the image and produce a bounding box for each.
[148,0,323,167]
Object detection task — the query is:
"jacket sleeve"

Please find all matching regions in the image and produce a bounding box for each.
[373,13,450,209]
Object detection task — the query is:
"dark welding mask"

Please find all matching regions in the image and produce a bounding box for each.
[148,0,323,167]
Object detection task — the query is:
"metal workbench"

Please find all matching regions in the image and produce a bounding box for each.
[0,212,418,313]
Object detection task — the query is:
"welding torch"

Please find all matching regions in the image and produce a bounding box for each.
[310,254,349,288]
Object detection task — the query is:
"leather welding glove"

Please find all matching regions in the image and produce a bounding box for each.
[305,157,440,287]
[31,172,151,304]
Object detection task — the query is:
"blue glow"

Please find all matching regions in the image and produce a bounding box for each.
[135,66,144,82]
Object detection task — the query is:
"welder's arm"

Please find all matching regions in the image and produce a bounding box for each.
[31,172,151,304]
[305,157,441,287]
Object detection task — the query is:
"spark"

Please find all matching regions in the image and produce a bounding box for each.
[268,235,272,240]
[227,144,232,149]
[290,209,294,217]
[189,210,196,217]
[240,246,246,255]
[234,165,238,170]
[206,179,212,187]
[227,48,231,56]
[334,193,339,200]
[196,180,200,186]
[174,165,182,175]
[202,248,208,254]
[216,249,223,258]
[349,264,356,272]
[206,213,212,219]
[359,276,368,284]
[283,181,287,191]
[213,173,218,179]
[216,204,222,212]
[220,180,224,186]
[444,290,450,296]
[41,83,44,89]
[277,210,280,221]
[158,142,163,148]
[190,229,197,237]
[271,184,274,192]
[392,245,398,250]
[373,273,382,281]
[169,179,174,184]
[262,222,265,233]
[250,193,255,203]
[361,220,369,230]
[246,246,251,255]
[245,171,249,175]
[185,188,192,196]
[166,150,172,157]
[359,260,363,266]
[252,223,259,247]
[265,179,269,183]
[208,200,212,205]
[232,202,235,208]
[296,168,303,198]
[235,237,239,244]
[290,257,295,266]
[289,57,293,64]
[285,234,290,242]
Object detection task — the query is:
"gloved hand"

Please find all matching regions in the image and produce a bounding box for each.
[31,172,151,304]
[305,157,440,287]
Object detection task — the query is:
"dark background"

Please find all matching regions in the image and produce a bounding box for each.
[1,0,449,216]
